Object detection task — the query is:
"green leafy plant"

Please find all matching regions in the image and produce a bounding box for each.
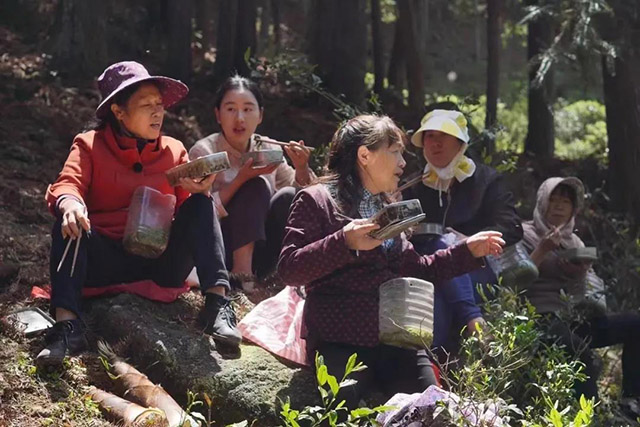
[279,352,393,427]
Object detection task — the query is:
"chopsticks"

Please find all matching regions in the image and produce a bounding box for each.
[56,230,90,277]
[391,172,429,197]
[255,135,316,152]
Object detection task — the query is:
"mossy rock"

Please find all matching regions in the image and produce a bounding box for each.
[86,293,318,426]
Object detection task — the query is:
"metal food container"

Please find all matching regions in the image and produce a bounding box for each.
[369,199,425,240]
[165,152,230,186]
[241,150,284,168]
[558,247,598,262]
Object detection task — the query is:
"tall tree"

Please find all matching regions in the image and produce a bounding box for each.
[51,0,108,78]
[308,0,368,104]
[195,0,217,54]
[600,0,640,217]
[371,0,385,94]
[397,0,425,110]
[166,0,194,84]
[485,0,502,153]
[524,0,555,158]
[387,18,407,90]
[214,0,257,80]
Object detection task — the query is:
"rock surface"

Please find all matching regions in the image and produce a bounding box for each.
[87,293,318,426]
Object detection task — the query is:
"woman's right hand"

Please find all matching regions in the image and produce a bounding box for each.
[538,227,561,253]
[236,158,280,184]
[59,198,90,239]
[343,219,382,251]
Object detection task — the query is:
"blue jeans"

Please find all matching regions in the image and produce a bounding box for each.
[411,235,483,354]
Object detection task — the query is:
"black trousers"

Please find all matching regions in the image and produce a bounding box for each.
[220,177,296,277]
[50,193,230,316]
[314,342,437,409]
[544,312,640,400]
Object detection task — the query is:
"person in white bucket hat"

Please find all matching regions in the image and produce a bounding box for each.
[403,108,523,360]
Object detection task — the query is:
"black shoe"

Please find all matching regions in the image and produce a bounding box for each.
[199,294,242,347]
[36,319,88,367]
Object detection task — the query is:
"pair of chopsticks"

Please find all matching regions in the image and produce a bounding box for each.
[56,230,89,277]
[256,135,316,152]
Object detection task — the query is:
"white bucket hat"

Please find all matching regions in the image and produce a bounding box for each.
[411,109,470,147]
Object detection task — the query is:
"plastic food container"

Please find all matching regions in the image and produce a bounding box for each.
[486,241,539,287]
[241,150,284,168]
[379,277,435,349]
[165,152,231,186]
[369,199,426,240]
[123,186,176,258]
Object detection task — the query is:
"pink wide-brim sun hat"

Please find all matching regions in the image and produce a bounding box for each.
[95,61,189,118]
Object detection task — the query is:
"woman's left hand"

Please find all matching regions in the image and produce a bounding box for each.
[558,258,591,278]
[466,231,505,258]
[284,140,311,170]
[177,174,217,195]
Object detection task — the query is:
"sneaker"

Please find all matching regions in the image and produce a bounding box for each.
[198,294,242,347]
[36,319,88,367]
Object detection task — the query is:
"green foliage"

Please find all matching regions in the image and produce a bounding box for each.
[279,352,393,427]
[554,99,608,162]
[518,0,616,88]
[438,286,595,426]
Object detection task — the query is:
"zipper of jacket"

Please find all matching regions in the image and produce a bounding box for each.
[441,186,453,229]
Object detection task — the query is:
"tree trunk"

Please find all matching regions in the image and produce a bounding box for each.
[234,0,257,76]
[371,0,385,94]
[271,0,282,51]
[166,0,193,84]
[214,0,238,81]
[397,0,425,110]
[196,0,217,53]
[524,0,555,158]
[257,0,271,55]
[52,0,108,78]
[387,17,406,89]
[308,0,368,104]
[601,0,640,218]
[485,0,502,153]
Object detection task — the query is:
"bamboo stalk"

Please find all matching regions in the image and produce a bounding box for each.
[88,387,169,427]
[99,342,195,427]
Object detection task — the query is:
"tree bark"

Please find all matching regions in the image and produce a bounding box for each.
[52,0,108,78]
[371,0,385,94]
[397,0,425,110]
[214,0,238,81]
[234,0,257,76]
[387,16,406,89]
[196,0,217,53]
[271,0,282,51]
[166,0,193,83]
[524,0,555,158]
[308,0,368,104]
[601,0,640,217]
[485,0,502,153]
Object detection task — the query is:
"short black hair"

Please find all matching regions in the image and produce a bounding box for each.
[551,183,577,207]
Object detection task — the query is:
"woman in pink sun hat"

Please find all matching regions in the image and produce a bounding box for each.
[38,61,241,367]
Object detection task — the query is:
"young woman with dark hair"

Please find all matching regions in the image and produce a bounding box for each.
[190,75,314,291]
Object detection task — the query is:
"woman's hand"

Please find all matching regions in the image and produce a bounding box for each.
[466,231,505,258]
[558,258,591,278]
[177,173,217,195]
[59,198,90,239]
[343,219,383,251]
[283,140,311,170]
[236,158,280,184]
[538,227,561,253]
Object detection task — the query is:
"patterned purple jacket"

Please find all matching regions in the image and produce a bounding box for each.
[277,184,484,348]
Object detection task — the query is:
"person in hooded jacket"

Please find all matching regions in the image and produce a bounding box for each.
[521,176,640,410]
[403,109,523,357]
